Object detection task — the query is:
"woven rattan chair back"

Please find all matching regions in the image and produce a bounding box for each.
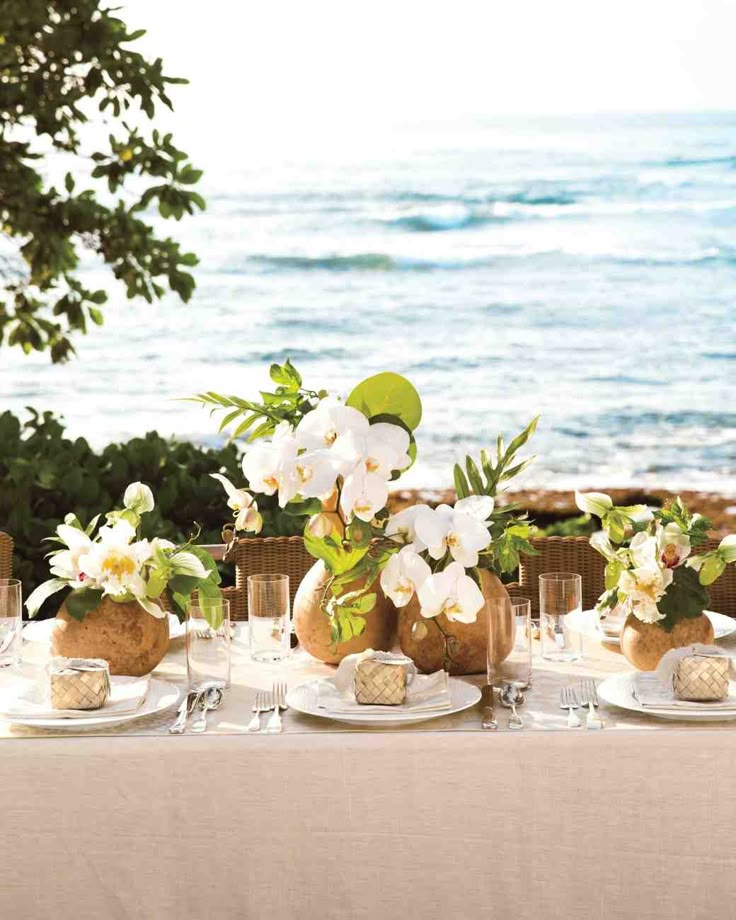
[224,536,313,620]
[518,537,736,618]
[0,532,12,580]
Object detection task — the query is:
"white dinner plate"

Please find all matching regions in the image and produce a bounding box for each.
[565,609,736,646]
[285,677,481,727]
[597,672,736,722]
[0,678,180,730]
[23,612,185,643]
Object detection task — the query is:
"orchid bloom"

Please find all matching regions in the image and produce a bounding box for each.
[77,520,159,614]
[628,531,660,570]
[211,473,262,533]
[360,423,411,478]
[619,565,672,624]
[718,534,736,564]
[295,398,369,451]
[657,522,691,569]
[123,482,155,515]
[414,501,492,567]
[48,524,94,588]
[340,467,389,523]
[241,422,300,507]
[416,561,485,624]
[379,547,431,608]
[384,505,433,551]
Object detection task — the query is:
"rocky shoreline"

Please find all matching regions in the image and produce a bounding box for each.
[390,488,736,537]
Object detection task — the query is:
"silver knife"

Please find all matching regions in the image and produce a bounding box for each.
[168,690,199,734]
[480,684,497,731]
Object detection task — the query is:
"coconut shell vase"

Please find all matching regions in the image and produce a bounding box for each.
[619,612,714,671]
[293,561,397,665]
[398,569,513,675]
[52,596,170,677]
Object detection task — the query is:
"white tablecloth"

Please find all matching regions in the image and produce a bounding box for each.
[1,628,736,919]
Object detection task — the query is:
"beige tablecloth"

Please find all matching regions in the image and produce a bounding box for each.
[1,628,736,919]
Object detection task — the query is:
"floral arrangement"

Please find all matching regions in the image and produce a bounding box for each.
[199,361,538,647]
[378,419,538,652]
[196,361,421,641]
[25,482,222,622]
[576,491,736,628]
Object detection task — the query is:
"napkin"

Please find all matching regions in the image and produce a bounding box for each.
[1,674,150,720]
[317,650,451,714]
[632,671,736,712]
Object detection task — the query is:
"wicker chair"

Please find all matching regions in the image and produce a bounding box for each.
[222,535,313,620]
[0,532,12,580]
[518,536,736,618]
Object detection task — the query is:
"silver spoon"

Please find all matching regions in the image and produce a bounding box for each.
[189,686,224,733]
[499,683,525,730]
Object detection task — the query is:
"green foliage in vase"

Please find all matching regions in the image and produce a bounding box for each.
[454,416,539,576]
[0,0,204,361]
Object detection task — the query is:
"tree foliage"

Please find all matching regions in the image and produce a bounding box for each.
[0,0,204,361]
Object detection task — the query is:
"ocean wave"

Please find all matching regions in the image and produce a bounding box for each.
[248,253,491,272]
[663,155,736,168]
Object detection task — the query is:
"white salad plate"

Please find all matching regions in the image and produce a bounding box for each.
[597,672,736,722]
[565,609,736,646]
[0,678,180,730]
[23,612,185,643]
[285,677,481,728]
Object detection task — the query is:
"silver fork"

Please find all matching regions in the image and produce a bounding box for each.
[579,678,604,730]
[265,682,287,734]
[246,691,272,733]
[559,686,581,728]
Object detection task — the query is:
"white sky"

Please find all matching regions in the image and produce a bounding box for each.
[122,0,733,155]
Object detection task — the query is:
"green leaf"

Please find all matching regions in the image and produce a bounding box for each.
[65,587,104,622]
[699,555,726,586]
[658,565,710,627]
[346,372,422,431]
[269,360,302,391]
[453,463,470,499]
[303,528,370,575]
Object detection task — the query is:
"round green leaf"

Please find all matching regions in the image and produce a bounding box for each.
[346,373,422,431]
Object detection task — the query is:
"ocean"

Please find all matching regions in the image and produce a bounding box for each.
[2,112,735,493]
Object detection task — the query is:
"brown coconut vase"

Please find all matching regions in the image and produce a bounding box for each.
[620,612,714,671]
[52,597,170,676]
[293,561,397,664]
[398,569,512,675]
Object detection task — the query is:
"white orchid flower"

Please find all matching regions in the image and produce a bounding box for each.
[340,468,389,523]
[380,547,431,608]
[291,449,342,501]
[416,561,485,624]
[295,398,369,451]
[628,531,659,570]
[657,522,691,569]
[78,521,153,605]
[307,512,334,538]
[241,424,300,506]
[123,482,155,515]
[454,495,494,520]
[49,524,94,588]
[590,530,618,562]
[361,422,411,477]
[719,534,736,564]
[211,473,255,513]
[384,504,432,551]
[575,491,613,518]
[415,504,491,567]
[619,565,672,624]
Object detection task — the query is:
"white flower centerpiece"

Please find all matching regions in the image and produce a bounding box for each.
[379,419,539,674]
[196,361,423,663]
[26,483,222,675]
[577,491,736,669]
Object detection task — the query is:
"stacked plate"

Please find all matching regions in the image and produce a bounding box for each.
[565,609,736,646]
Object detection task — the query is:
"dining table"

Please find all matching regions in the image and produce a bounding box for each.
[2,621,736,920]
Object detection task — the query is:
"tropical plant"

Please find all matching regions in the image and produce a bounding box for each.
[26,482,221,623]
[0,0,204,361]
[577,491,736,630]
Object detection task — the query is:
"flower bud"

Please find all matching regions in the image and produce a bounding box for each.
[123,482,155,514]
[575,490,613,519]
[307,513,334,539]
[719,534,736,564]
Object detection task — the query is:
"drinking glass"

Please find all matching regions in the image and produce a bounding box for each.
[486,595,514,686]
[539,572,583,662]
[186,599,231,689]
[248,574,291,663]
[499,598,533,688]
[0,579,22,668]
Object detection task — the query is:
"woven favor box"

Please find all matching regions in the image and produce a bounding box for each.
[673,655,729,702]
[50,658,111,710]
[354,659,408,706]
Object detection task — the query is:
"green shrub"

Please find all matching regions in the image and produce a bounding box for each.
[541,513,596,537]
[0,409,301,610]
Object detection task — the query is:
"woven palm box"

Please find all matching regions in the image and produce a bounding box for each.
[354,659,408,706]
[673,655,729,702]
[50,658,111,710]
